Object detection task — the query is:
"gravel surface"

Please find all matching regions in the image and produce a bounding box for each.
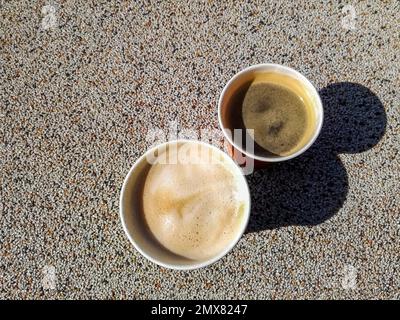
[1,0,399,299]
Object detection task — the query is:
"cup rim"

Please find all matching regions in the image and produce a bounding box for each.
[218,63,324,162]
[119,139,251,270]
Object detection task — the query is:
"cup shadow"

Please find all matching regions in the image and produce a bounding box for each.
[245,82,387,233]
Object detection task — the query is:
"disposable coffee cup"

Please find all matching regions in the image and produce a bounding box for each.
[120,140,251,270]
[218,63,324,164]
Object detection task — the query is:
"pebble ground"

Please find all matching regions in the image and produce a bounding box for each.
[0,0,399,299]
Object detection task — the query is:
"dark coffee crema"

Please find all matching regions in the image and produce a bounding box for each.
[224,72,315,157]
[242,81,308,155]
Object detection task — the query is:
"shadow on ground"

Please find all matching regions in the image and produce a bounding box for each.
[246,82,387,233]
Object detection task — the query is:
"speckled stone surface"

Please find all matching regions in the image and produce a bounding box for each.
[1,0,399,299]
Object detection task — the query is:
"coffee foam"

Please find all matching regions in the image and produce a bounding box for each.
[142,142,246,261]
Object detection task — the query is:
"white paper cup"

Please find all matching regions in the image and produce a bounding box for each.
[119,140,251,270]
[218,63,324,162]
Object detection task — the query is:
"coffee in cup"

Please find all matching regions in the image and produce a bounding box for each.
[219,64,324,163]
[120,140,250,269]
[142,142,247,260]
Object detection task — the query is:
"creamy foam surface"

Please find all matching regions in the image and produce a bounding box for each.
[142,142,246,261]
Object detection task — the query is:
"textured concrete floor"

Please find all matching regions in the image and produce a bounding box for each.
[1,0,399,299]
